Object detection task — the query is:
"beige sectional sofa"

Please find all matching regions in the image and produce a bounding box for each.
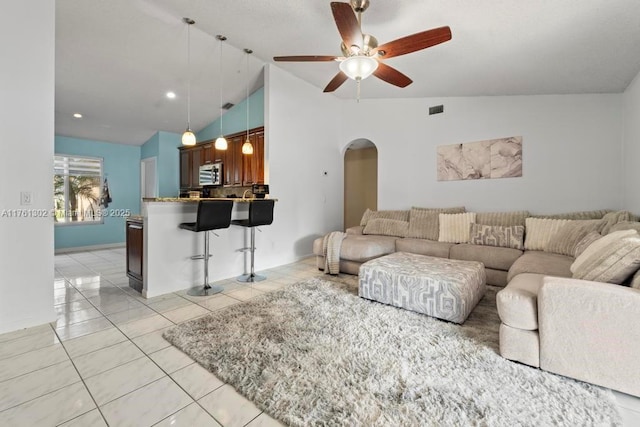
[313,207,640,397]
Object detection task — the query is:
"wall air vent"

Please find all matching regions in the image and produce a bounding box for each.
[429,105,444,115]
[222,102,234,110]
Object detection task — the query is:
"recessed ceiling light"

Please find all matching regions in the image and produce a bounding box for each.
[166,91,176,99]
[73,113,82,118]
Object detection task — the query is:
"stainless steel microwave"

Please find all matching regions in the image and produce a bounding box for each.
[199,162,222,186]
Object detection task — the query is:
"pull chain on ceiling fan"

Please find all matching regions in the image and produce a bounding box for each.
[273,0,452,95]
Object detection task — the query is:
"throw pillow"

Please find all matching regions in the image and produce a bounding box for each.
[475,211,529,227]
[468,224,525,250]
[572,232,640,284]
[438,212,476,243]
[360,209,409,227]
[363,218,409,238]
[607,221,640,234]
[545,220,606,257]
[600,210,632,235]
[573,231,602,258]
[524,218,572,251]
[407,206,466,241]
[570,229,637,273]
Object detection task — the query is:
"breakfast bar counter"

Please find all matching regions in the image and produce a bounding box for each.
[137,197,276,298]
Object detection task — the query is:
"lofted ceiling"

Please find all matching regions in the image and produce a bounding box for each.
[55,0,640,145]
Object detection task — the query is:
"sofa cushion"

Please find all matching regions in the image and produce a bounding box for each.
[570,229,636,274]
[496,273,545,330]
[362,218,408,238]
[507,251,573,282]
[476,211,529,227]
[406,206,466,240]
[450,244,522,271]
[630,269,640,289]
[608,221,640,234]
[545,220,605,257]
[395,238,453,259]
[338,235,397,262]
[572,231,640,284]
[360,209,409,227]
[530,209,611,220]
[468,224,524,250]
[438,212,476,243]
[524,218,571,251]
[600,210,632,234]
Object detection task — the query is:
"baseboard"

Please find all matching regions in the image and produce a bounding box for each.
[55,242,125,254]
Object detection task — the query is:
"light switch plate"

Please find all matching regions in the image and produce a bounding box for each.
[20,191,32,205]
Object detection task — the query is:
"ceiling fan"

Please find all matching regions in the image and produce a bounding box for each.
[273,0,452,93]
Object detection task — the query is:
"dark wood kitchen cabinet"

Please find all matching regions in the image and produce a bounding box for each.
[179,126,264,190]
[126,217,144,293]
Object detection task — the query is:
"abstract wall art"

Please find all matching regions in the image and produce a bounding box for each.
[437,136,522,181]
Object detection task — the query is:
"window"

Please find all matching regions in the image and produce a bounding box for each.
[54,155,103,225]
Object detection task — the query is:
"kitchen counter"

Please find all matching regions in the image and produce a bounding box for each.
[143,197,277,203]
[137,197,276,298]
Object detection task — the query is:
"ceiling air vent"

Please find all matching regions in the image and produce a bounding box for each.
[222,102,234,110]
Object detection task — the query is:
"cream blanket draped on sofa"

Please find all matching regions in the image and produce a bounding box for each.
[322,231,346,275]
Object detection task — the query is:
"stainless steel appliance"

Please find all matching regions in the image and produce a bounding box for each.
[199,162,222,187]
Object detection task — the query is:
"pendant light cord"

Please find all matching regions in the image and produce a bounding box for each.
[246,51,249,141]
[186,22,191,130]
[219,37,224,136]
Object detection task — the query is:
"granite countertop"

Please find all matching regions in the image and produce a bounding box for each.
[142,197,277,203]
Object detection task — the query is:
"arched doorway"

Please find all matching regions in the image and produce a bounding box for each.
[344,139,378,229]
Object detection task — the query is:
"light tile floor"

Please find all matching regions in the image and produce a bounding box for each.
[1,247,639,426]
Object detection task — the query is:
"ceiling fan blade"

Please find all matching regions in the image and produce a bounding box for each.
[373,62,412,88]
[377,26,452,59]
[273,55,338,62]
[324,72,348,92]
[331,2,362,50]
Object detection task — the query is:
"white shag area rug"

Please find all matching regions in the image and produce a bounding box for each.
[163,276,621,426]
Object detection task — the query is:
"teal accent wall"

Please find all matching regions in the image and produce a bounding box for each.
[197,87,264,142]
[54,136,141,250]
[142,131,181,197]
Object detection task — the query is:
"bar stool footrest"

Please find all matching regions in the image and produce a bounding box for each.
[190,254,213,260]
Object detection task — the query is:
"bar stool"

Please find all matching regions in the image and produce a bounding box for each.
[233,199,275,282]
[179,200,233,296]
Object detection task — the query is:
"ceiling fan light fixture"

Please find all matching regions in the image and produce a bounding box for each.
[339,56,378,81]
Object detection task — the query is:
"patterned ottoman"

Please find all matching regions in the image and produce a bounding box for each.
[359,252,486,324]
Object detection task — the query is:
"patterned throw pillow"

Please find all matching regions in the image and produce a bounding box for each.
[545,220,606,257]
[524,218,572,251]
[469,224,525,250]
[407,206,466,241]
[360,209,409,227]
[438,212,476,243]
[572,231,640,284]
[362,218,409,238]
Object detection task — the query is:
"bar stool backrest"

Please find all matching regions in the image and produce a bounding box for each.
[195,200,234,232]
[248,199,275,227]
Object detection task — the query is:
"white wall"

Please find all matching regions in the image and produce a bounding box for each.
[0,1,56,333]
[623,71,640,213]
[262,65,343,261]
[340,94,624,213]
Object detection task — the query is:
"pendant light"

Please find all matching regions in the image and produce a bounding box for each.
[214,35,228,150]
[242,48,254,155]
[181,18,196,146]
